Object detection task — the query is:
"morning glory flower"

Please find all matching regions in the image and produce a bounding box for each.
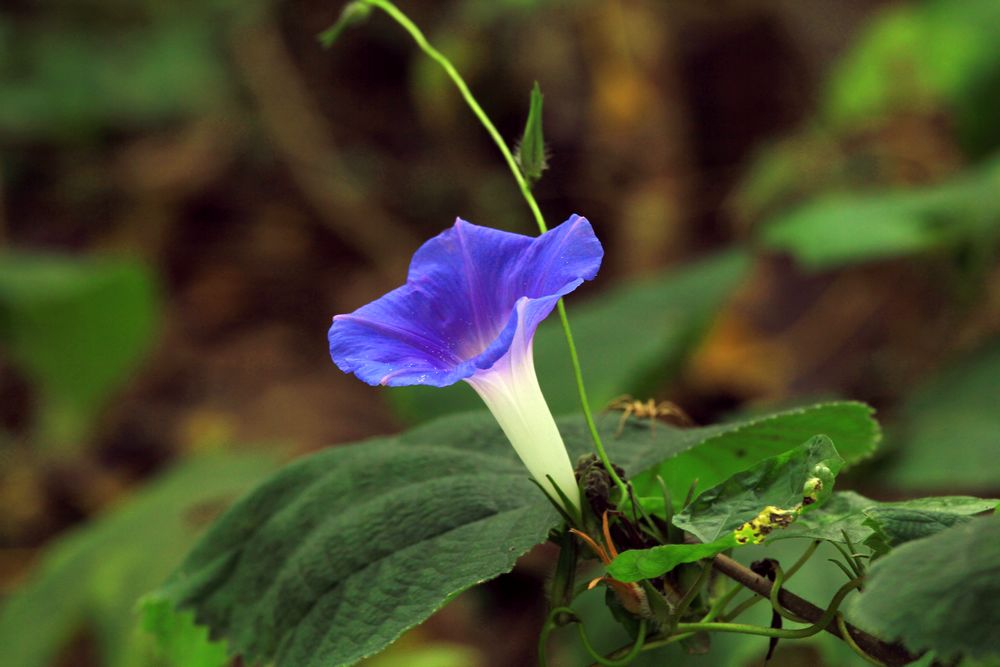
[328,215,603,512]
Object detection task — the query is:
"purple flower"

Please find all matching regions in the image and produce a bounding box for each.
[328,215,603,510]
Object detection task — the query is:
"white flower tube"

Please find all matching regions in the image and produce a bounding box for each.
[465,300,580,512]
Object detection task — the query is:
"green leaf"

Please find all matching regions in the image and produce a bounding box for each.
[630,401,878,501]
[149,412,680,667]
[848,514,1000,661]
[388,250,750,423]
[152,401,878,666]
[606,539,731,584]
[608,435,854,583]
[0,253,158,446]
[771,490,998,547]
[140,596,229,667]
[884,339,1000,490]
[673,436,843,546]
[514,81,547,186]
[760,156,1000,270]
[0,453,275,667]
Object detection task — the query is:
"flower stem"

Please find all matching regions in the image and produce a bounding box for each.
[361,0,629,498]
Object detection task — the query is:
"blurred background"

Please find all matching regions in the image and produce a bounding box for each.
[1,0,998,665]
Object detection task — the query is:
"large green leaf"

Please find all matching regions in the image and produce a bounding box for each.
[387,250,750,423]
[0,453,275,667]
[760,156,1000,270]
[148,412,666,667]
[629,401,878,500]
[771,490,998,547]
[884,339,1000,491]
[673,435,843,545]
[849,514,1000,661]
[0,253,158,445]
[151,402,879,667]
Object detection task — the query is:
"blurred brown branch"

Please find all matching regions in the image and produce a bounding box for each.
[228,17,422,281]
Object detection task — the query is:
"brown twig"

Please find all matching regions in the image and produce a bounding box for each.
[228,16,422,281]
[591,551,919,666]
[710,553,918,665]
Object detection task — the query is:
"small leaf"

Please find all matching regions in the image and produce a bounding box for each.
[771,491,998,547]
[849,514,1000,661]
[514,82,548,186]
[673,436,844,545]
[607,539,731,584]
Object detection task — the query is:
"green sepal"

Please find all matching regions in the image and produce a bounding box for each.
[514,82,548,187]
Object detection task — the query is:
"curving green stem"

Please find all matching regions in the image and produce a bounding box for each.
[676,577,862,640]
[769,564,808,623]
[538,606,578,667]
[723,539,820,621]
[359,0,628,498]
[837,613,888,666]
[577,618,648,667]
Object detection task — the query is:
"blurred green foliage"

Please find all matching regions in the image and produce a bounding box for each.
[0,254,158,447]
[0,22,225,140]
[761,156,1000,269]
[824,0,1000,158]
[883,340,1000,491]
[0,453,275,667]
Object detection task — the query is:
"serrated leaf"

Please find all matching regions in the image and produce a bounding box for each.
[388,250,750,423]
[885,338,1000,490]
[771,491,998,547]
[515,82,547,186]
[140,595,229,667]
[849,514,1000,661]
[150,412,674,667]
[608,436,848,583]
[0,453,275,667]
[0,253,158,446]
[631,401,877,501]
[153,401,877,667]
[673,436,843,546]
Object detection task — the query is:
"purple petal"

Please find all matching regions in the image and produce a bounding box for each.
[328,215,603,387]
